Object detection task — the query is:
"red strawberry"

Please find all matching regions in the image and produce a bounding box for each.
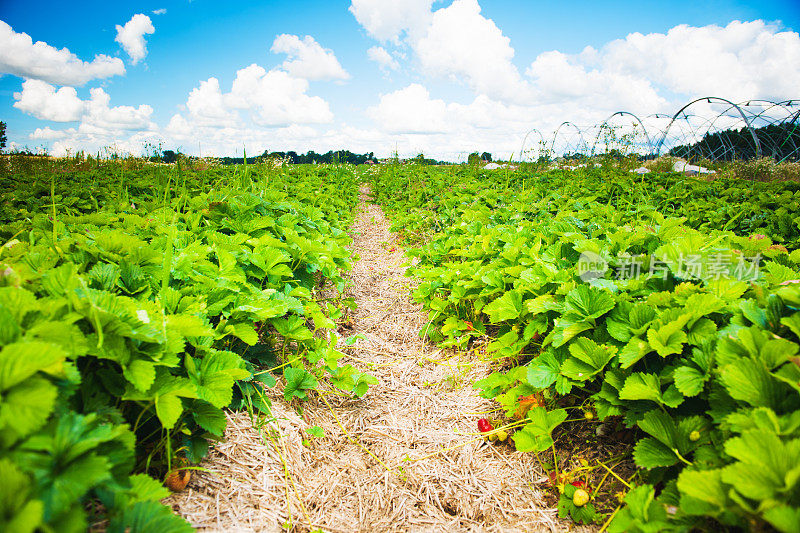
[477,418,494,433]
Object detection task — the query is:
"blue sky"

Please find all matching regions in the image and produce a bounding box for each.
[1,0,798,160]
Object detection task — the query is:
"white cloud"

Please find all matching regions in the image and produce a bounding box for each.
[596,20,800,102]
[13,79,154,131]
[225,65,334,125]
[271,34,349,81]
[367,46,399,70]
[13,79,85,122]
[523,20,800,112]
[0,20,125,85]
[162,63,335,151]
[186,77,238,126]
[414,0,530,102]
[153,8,167,15]
[368,84,449,133]
[525,50,667,113]
[30,126,70,140]
[348,0,432,42]
[115,14,155,65]
[83,88,154,131]
[22,87,157,157]
[350,0,530,103]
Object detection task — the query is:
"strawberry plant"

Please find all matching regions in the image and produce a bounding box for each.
[0,160,373,528]
[371,164,800,531]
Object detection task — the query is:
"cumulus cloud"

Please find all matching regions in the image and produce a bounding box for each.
[368,84,450,133]
[83,88,154,131]
[153,8,167,15]
[14,79,154,131]
[13,79,85,122]
[595,20,800,102]
[525,50,667,113]
[415,0,530,103]
[185,77,238,126]
[115,14,155,65]
[350,0,530,103]
[349,0,432,42]
[367,46,399,71]
[164,62,334,150]
[226,65,335,125]
[0,20,125,85]
[21,85,157,157]
[351,2,799,112]
[271,34,349,81]
[30,126,71,140]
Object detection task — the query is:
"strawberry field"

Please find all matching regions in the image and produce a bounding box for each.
[3,155,800,532]
[369,163,800,532]
[0,157,372,532]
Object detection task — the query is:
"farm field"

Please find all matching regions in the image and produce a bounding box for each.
[2,155,800,533]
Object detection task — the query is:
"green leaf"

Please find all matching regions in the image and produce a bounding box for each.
[721,429,800,501]
[673,365,706,397]
[123,359,156,392]
[686,318,717,346]
[166,314,214,338]
[40,262,79,297]
[619,373,683,407]
[526,351,560,388]
[564,285,615,321]
[607,484,669,533]
[720,358,782,408]
[224,322,259,346]
[633,437,679,469]
[0,305,21,345]
[107,501,193,533]
[764,505,800,533]
[0,459,43,533]
[352,372,378,397]
[676,469,727,510]
[305,426,325,438]
[283,367,318,401]
[637,409,678,449]
[547,314,592,348]
[629,304,657,334]
[0,376,58,441]
[42,453,110,519]
[619,338,651,368]
[190,401,226,436]
[127,474,171,503]
[155,393,183,430]
[560,338,617,381]
[0,342,65,391]
[483,290,524,323]
[646,316,688,357]
[200,350,250,381]
[513,407,567,453]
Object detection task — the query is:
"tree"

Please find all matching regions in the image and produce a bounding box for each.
[481,152,492,162]
[0,121,7,150]
[467,152,481,165]
[162,150,178,163]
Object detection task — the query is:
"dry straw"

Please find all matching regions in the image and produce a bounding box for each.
[166,186,574,532]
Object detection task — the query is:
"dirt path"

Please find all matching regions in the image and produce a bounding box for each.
[167,186,558,532]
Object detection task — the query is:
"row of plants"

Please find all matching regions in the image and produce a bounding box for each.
[371,164,800,250]
[0,161,374,531]
[368,163,800,531]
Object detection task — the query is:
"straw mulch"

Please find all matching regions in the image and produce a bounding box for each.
[166,186,566,532]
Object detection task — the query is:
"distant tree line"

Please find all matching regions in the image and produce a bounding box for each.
[217,150,378,165]
[668,122,799,161]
